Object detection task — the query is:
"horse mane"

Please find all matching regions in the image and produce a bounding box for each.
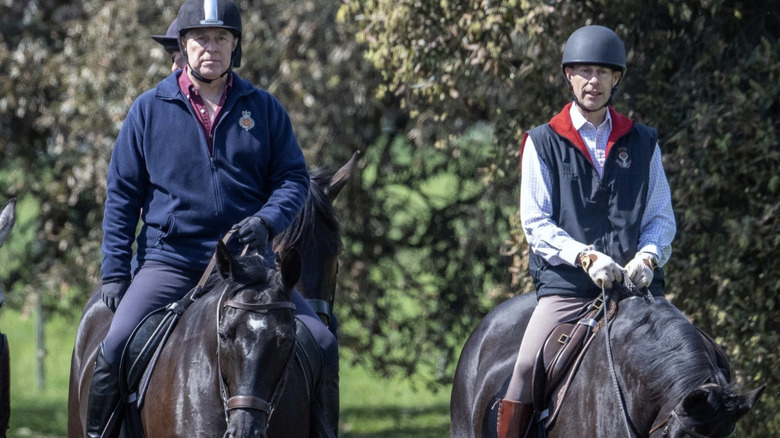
[273,167,341,255]
[615,297,730,406]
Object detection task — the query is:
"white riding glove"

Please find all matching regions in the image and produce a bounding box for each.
[579,249,623,289]
[625,252,656,288]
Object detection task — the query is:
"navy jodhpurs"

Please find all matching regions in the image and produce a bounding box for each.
[102,261,338,373]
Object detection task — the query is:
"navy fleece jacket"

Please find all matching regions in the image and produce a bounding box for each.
[101,70,309,281]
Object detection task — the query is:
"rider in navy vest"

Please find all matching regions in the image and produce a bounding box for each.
[86,1,339,437]
[527,106,666,298]
[496,26,676,438]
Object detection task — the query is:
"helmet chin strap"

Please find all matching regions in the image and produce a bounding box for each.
[569,84,619,113]
[187,63,231,84]
[186,52,234,84]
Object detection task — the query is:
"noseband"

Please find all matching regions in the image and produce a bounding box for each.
[216,282,296,425]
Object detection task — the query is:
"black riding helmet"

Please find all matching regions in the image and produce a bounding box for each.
[177,0,242,82]
[561,25,626,111]
[151,19,180,54]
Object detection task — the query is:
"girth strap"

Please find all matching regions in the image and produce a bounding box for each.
[227,396,272,413]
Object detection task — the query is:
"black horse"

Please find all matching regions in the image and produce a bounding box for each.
[69,155,357,437]
[0,199,16,438]
[69,240,300,437]
[451,290,765,438]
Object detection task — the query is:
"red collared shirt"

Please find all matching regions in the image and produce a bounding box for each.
[178,68,233,154]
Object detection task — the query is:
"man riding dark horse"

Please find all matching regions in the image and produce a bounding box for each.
[84,1,338,436]
[495,25,676,438]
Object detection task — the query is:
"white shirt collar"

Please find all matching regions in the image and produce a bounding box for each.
[569,102,612,131]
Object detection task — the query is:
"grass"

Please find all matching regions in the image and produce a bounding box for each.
[0,308,451,437]
[340,357,450,438]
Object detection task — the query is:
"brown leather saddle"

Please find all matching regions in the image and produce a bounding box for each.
[529,292,731,431]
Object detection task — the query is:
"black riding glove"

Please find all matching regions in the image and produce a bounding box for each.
[233,216,270,250]
[102,279,130,313]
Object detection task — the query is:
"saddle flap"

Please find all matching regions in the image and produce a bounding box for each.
[530,296,607,430]
[119,305,181,403]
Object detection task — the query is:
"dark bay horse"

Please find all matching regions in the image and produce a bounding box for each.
[0,198,16,438]
[69,241,300,438]
[68,155,357,437]
[451,290,765,438]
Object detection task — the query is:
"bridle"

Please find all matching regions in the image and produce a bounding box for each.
[649,384,737,438]
[215,280,297,426]
[183,229,297,428]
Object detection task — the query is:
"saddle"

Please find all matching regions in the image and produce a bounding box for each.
[529,292,613,430]
[528,291,732,433]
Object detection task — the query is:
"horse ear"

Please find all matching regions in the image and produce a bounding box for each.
[730,384,766,420]
[279,249,302,289]
[326,151,359,202]
[215,240,235,279]
[0,199,16,249]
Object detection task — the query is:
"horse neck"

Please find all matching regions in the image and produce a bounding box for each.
[611,298,721,412]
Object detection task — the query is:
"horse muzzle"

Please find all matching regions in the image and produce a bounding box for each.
[223,407,269,438]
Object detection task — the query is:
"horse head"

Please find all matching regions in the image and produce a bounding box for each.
[651,382,766,438]
[214,241,300,438]
[273,152,357,325]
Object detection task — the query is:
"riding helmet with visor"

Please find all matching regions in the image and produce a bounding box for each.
[177,0,243,82]
[151,19,180,54]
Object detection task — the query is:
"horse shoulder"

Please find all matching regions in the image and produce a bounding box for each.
[451,292,537,437]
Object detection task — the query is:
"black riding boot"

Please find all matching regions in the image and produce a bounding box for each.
[313,366,340,438]
[85,345,122,438]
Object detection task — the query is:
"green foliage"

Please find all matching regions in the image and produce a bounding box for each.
[338,124,518,387]
[1,0,779,434]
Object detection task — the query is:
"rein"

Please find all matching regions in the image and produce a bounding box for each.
[602,278,656,437]
[602,283,636,438]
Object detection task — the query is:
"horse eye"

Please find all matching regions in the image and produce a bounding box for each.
[217,330,228,343]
